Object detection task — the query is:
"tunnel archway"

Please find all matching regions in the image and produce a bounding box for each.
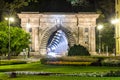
[40,24,76,56]
[47,29,68,57]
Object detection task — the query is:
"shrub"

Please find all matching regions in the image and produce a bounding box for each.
[91,57,104,66]
[42,56,120,66]
[0,60,27,65]
[68,44,90,56]
[101,58,120,66]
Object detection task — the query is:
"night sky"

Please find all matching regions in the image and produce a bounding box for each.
[21,0,96,12]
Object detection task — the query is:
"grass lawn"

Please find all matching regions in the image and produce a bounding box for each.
[1,62,120,80]
[0,62,120,73]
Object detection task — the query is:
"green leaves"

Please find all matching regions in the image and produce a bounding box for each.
[10,27,30,55]
[96,23,115,53]
[0,22,30,55]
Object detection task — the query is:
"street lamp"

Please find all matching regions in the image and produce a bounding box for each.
[5,17,14,59]
[97,24,103,54]
[111,18,119,56]
[111,18,119,24]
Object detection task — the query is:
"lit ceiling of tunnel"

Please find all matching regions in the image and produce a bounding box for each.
[47,29,68,57]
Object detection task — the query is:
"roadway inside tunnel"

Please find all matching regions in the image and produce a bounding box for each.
[47,29,69,57]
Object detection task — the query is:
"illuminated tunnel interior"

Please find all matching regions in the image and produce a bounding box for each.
[47,29,69,57]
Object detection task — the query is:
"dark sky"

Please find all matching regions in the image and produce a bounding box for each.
[21,0,96,12]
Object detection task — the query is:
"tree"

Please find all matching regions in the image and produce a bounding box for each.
[101,23,115,53]
[0,0,38,22]
[95,0,115,53]
[97,0,115,20]
[10,27,30,56]
[0,22,8,55]
[96,23,115,53]
[0,22,30,56]
[0,31,8,56]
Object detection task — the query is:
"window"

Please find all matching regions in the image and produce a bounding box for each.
[29,28,32,32]
[85,28,88,32]
[84,35,89,44]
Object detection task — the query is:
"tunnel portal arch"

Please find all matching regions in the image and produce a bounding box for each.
[18,12,99,56]
[40,24,76,55]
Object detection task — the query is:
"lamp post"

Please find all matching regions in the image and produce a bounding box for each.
[97,24,103,54]
[111,19,119,24]
[5,17,14,60]
[111,18,119,56]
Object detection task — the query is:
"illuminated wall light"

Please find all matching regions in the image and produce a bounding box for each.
[97,24,103,30]
[111,19,119,24]
[26,23,31,32]
[51,15,65,24]
[5,17,14,22]
[9,17,14,22]
[55,18,61,24]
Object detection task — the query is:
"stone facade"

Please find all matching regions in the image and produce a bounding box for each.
[115,0,120,54]
[18,12,99,56]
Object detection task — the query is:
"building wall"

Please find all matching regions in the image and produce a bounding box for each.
[116,0,120,54]
[18,12,99,55]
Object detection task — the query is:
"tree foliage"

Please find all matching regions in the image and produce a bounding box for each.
[0,22,30,56]
[97,0,115,19]
[96,23,115,53]
[95,0,115,53]
[102,24,115,53]
[0,22,8,55]
[0,0,38,21]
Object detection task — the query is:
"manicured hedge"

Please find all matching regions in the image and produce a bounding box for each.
[101,58,120,66]
[41,56,120,66]
[46,61,92,66]
[60,56,97,62]
[0,60,27,65]
[92,57,120,66]
[41,56,98,66]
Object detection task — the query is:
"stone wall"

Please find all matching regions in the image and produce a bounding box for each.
[18,12,99,55]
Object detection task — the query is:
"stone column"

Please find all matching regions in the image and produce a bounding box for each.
[31,27,39,52]
[89,26,96,54]
[31,28,35,51]
[34,27,39,51]
[79,26,84,45]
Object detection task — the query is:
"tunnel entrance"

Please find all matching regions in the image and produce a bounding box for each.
[47,29,69,57]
